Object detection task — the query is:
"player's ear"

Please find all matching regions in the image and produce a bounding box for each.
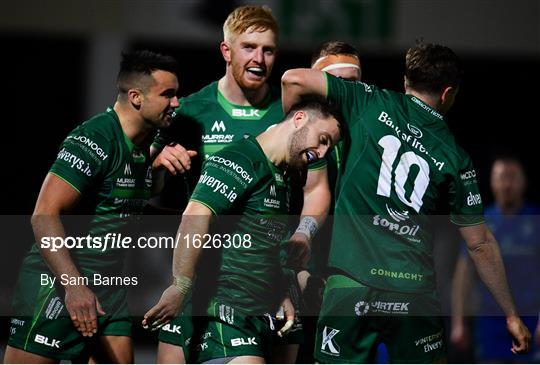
[292,110,307,128]
[220,41,231,63]
[128,88,143,109]
[441,86,456,105]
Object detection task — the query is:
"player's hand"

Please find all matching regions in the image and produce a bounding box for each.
[276,296,295,337]
[285,232,311,270]
[450,319,470,351]
[64,284,105,337]
[152,143,197,175]
[142,285,183,331]
[506,315,531,354]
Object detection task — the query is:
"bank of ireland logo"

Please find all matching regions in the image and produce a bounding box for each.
[211,120,226,132]
[321,326,341,356]
[386,204,409,222]
[407,123,423,138]
[354,301,370,316]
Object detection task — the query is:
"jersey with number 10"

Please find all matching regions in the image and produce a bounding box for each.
[326,74,484,293]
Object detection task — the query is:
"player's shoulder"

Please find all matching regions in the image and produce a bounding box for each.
[215,136,265,167]
[218,136,259,160]
[173,82,219,118]
[74,109,119,138]
[327,73,379,94]
[181,82,218,105]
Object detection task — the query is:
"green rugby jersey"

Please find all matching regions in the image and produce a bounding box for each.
[190,135,290,314]
[23,108,152,274]
[151,81,323,211]
[325,74,484,293]
[153,81,282,159]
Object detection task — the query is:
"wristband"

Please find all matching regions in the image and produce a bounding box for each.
[173,275,192,295]
[295,216,319,241]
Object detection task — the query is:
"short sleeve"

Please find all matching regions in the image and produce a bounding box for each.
[190,150,256,214]
[49,128,111,193]
[449,156,485,226]
[326,73,375,128]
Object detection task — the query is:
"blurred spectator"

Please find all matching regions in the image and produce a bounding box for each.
[451,156,540,362]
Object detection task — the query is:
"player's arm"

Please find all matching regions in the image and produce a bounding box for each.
[143,201,211,330]
[287,166,330,269]
[450,254,475,350]
[32,173,105,337]
[459,223,531,354]
[281,68,327,113]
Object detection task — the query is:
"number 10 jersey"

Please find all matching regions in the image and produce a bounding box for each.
[326,74,484,293]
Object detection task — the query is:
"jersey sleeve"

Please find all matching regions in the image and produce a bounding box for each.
[49,127,112,193]
[325,73,374,128]
[448,155,485,226]
[190,150,256,214]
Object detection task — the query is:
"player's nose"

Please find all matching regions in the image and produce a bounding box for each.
[171,96,180,108]
[253,48,264,64]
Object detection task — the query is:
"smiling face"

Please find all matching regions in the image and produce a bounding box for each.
[139,70,179,128]
[288,112,341,169]
[222,28,277,91]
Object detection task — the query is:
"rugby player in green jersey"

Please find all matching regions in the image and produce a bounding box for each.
[298,40,362,304]
[282,42,531,362]
[4,50,181,363]
[143,98,342,364]
[150,5,334,363]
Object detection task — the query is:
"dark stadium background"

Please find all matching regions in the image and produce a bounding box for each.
[1,0,538,363]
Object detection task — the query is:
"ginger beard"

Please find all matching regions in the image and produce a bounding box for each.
[230,51,269,90]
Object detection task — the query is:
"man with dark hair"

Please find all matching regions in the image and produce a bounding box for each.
[144,98,342,364]
[452,156,540,362]
[150,5,333,364]
[4,50,180,363]
[282,41,530,363]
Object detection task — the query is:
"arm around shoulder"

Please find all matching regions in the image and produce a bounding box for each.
[281,68,327,113]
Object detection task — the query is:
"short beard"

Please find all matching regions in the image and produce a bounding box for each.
[288,125,310,169]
